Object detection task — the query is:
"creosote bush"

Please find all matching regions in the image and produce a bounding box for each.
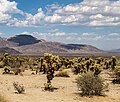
[13,82,25,94]
[76,72,108,96]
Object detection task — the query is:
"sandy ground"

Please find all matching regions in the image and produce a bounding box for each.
[0,69,120,102]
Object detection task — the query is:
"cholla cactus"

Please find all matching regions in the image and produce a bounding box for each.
[112,65,120,84]
[44,53,60,91]
[110,56,117,70]
[93,64,102,76]
[2,53,24,75]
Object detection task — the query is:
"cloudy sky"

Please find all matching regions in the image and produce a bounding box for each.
[0,0,120,50]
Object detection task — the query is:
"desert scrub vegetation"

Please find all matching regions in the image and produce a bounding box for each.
[0,94,8,102]
[13,82,25,94]
[0,53,119,94]
[76,72,108,96]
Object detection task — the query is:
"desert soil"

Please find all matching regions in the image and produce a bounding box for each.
[0,69,120,102]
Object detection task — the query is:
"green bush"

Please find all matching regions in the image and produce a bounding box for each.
[13,82,25,94]
[76,72,108,96]
[55,71,70,77]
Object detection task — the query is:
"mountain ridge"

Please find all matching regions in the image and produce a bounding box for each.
[109,48,120,52]
[0,34,103,54]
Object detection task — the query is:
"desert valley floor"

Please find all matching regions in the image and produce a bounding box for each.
[0,69,120,102]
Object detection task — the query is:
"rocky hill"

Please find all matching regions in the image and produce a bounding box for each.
[0,34,103,55]
[7,34,41,46]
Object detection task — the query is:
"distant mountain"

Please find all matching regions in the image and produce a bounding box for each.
[0,34,103,55]
[110,48,120,52]
[7,34,41,46]
[60,44,102,52]
[13,42,67,54]
[13,42,102,54]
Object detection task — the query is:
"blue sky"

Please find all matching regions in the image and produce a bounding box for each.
[0,0,120,50]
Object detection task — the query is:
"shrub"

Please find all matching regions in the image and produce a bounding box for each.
[76,72,108,96]
[44,83,54,92]
[13,82,25,94]
[55,71,70,77]
[44,83,58,92]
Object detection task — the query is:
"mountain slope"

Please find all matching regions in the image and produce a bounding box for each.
[0,38,18,48]
[0,47,21,54]
[13,42,67,54]
[13,42,102,54]
[60,44,102,52]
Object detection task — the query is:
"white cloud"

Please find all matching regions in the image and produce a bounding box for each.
[51,32,66,36]
[0,12,11,24]
[45,14,62,23]
[93,36,104,40]
[0,32,3,35]
[0,0,23,14]
[48,29,59,33]
[46,3,61,15]
[45,0,120,26]
[82,33,96,36]
[21,31,30,35]
[0,0,24,26]
[1,0,120,27]
[25,8,45,25]
[108,33,120,36]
